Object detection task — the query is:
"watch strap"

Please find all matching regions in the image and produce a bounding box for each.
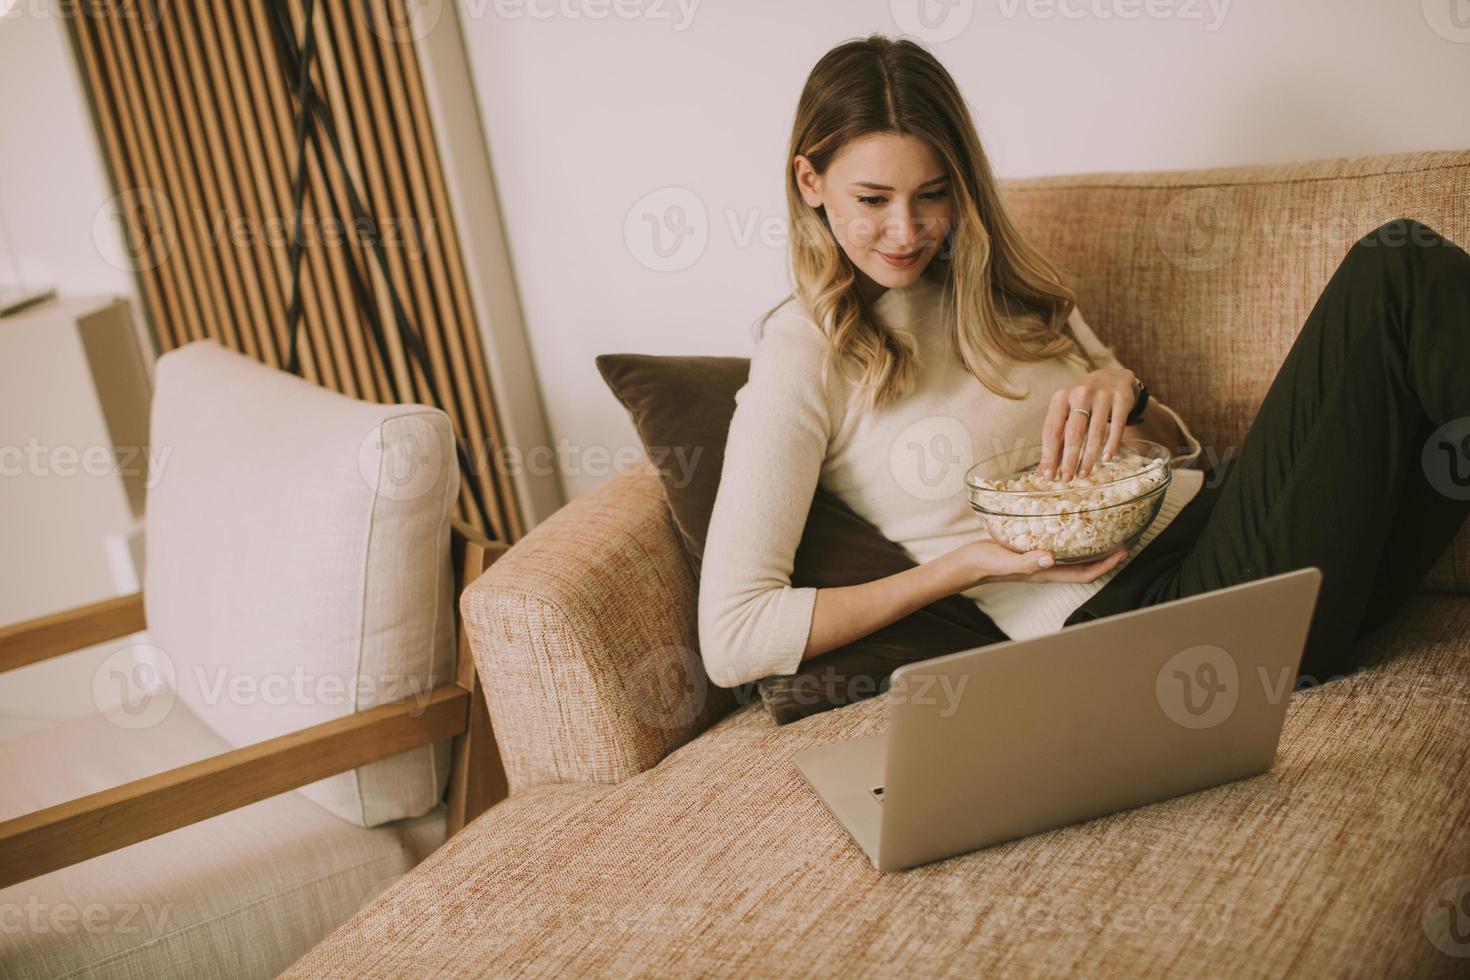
[1126,378,1150,425]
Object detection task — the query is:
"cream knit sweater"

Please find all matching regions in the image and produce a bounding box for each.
[697,273,1204,688]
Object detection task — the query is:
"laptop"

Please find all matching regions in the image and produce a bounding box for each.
[794,566,1323,872]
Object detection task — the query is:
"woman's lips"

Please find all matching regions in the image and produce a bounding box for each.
[878,249,923,269]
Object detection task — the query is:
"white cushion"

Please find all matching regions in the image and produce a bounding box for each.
[0,702,446,979]
[143,339,458,827]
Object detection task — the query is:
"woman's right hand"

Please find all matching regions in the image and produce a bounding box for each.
[946,539,1130,589]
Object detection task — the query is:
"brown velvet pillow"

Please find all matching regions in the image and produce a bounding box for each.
[595,353,1008,724]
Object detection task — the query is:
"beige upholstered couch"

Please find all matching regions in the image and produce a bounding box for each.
[286,149,1470,977]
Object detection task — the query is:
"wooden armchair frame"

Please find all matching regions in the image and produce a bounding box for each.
[0,520,509,890]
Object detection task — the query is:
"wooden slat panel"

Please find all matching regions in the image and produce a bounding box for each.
[119,3,243,356]
[85,13,205,346]
[66,18,178,349]
[67,0,522,538]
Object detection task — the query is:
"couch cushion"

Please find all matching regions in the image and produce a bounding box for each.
[0,699,445,980]
[144,339,458,826]
[286,592,1470,977]
[1000,148,1470,592]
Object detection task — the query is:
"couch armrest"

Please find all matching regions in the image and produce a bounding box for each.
[460,456,735,795]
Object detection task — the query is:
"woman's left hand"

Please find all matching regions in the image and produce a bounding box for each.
[1038,368,1137,481]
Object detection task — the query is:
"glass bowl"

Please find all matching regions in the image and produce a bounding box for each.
[963,439,1172,563]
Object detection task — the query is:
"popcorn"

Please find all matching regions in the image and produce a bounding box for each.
[966,447,1170,563]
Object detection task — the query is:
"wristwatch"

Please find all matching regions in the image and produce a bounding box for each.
[1125,376,1150,425]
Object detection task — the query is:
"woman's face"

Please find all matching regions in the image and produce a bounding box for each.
[794,133,955,302]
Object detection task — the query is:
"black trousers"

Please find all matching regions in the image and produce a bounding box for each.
[1060,217,1470,686]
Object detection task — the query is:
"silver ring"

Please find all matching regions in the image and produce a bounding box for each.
[1069,407,1092,419]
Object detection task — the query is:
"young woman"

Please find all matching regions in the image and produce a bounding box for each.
[696,34,1470,695]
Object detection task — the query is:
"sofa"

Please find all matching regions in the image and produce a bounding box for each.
[284,148,1470,977]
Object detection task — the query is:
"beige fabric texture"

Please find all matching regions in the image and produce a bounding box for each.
[145,339,459,827]
[287,594,1469,979]
[460,457,734,794]
[999,148,1470,592]
[288,149,1470,977]
[0,700,445,980]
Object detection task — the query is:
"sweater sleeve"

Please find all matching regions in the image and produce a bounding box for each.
[696,313,833,689]
[1066,306,1204,469]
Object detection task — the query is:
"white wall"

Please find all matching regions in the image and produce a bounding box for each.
[449,0,1470,500]
[0,3,132,294]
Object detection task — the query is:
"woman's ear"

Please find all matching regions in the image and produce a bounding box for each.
[793,154,824,209]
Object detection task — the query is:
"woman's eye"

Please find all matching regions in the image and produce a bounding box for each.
[857,195,885,207]
[921,189,950,201]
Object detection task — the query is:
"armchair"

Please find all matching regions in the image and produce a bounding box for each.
[0,340,510,978]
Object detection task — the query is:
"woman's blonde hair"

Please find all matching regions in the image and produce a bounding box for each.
[758,33,1088,413]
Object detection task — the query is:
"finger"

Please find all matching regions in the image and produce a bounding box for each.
[1047,546,1127,581]
[1038,389,1069,478]
[1058,402,1091,481]
[1078,389,1110,477]
[1101,390,1130,464]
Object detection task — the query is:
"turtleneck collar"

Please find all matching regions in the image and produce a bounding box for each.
[870,272,945,332]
